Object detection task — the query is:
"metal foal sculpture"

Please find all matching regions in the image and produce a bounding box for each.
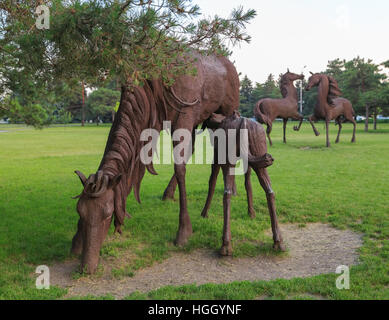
[305,73,356,148]
[254,70,304,146]
[71,53,240,274]
[200,112,285,255]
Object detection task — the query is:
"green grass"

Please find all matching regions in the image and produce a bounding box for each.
[0,121,388,300]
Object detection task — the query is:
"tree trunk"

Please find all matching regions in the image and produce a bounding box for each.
[373,108,377,130]
[365,105,369,132]
[81,81,85,127]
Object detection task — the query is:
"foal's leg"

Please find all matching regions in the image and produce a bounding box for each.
[252,166,285,251]
[335,119,343,144]
[308,115,320,136]
[220,165,234,256]
[283,118,288,144]
[201,164,221,218]
[244,167,256,218]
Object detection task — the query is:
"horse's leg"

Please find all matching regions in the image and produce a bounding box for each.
[252,166,285,251]
[201,164,221,218]
[162,174,178,201]
[220,165,234,256]
[232,177,238,196]
[350,118,357,143]
[266,124,273,146]
[173,123,195,246]
[308,115,320,136]
[325,119,331,148]
[293,115,304,131]
[335,118,343,144]
[283,118,288,144]
[162,129,197,201]
[245,167,255,219]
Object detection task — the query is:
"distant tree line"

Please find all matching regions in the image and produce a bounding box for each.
[239,57,389,131]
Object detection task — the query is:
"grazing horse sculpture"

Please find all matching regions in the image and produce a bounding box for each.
[254,70,304,146]
[200,112,285,255]
[71,52,240,274]
[305,73,356,148]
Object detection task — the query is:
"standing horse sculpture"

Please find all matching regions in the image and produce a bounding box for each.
[305,73,356,148]
[254,70,304,146]
[71,52,240,274]
[200,112,285,255]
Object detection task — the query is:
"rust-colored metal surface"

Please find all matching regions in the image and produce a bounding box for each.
[305,73,356,147]
[71,53,240,274]
[254,70,304,146]
[200,112,285,255]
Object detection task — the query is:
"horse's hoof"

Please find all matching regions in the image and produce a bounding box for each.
[174,227,193,247]
[273,241,286,252]
[201,211,209,219]
[162,194,175,201]
[220,243,233,256]
[248,209,256,219]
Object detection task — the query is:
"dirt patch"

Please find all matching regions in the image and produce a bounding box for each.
[50,223,362,299]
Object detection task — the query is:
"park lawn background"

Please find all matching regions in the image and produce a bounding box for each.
[0,122,388,300]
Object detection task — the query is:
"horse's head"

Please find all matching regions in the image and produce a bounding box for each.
[283,69,304,82]
[305,72,322,91]
[71,170,122,274]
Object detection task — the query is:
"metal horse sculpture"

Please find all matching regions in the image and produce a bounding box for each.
[305,73,356,148]
[200,112,285,255]
[71,53,240,274]
[254,70,304,146]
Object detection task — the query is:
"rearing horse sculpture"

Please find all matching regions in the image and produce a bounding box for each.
[254,70,304,146]
[71,52,241,274]
[305,72,356,148]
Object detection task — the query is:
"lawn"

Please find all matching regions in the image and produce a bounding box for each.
[0,121,388,300]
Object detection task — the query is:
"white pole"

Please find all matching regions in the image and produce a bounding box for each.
[300,66,307,114]
[300,82,303,114]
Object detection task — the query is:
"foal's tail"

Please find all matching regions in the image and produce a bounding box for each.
[254,100,272,128]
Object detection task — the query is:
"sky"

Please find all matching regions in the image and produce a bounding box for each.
[194,0,389,83]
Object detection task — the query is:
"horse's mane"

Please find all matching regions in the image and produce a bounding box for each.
[326,75,342,105]
[94,80,181,233]
[280,75,288,98]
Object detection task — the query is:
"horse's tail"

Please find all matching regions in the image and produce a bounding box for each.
[254,99,272,128]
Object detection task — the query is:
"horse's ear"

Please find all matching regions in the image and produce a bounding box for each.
[75,171,87,186]
[310,71,314,75]
[287,68,290,73]
[109,174,122,190]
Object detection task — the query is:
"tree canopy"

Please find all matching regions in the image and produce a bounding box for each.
[0,0,256,126]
